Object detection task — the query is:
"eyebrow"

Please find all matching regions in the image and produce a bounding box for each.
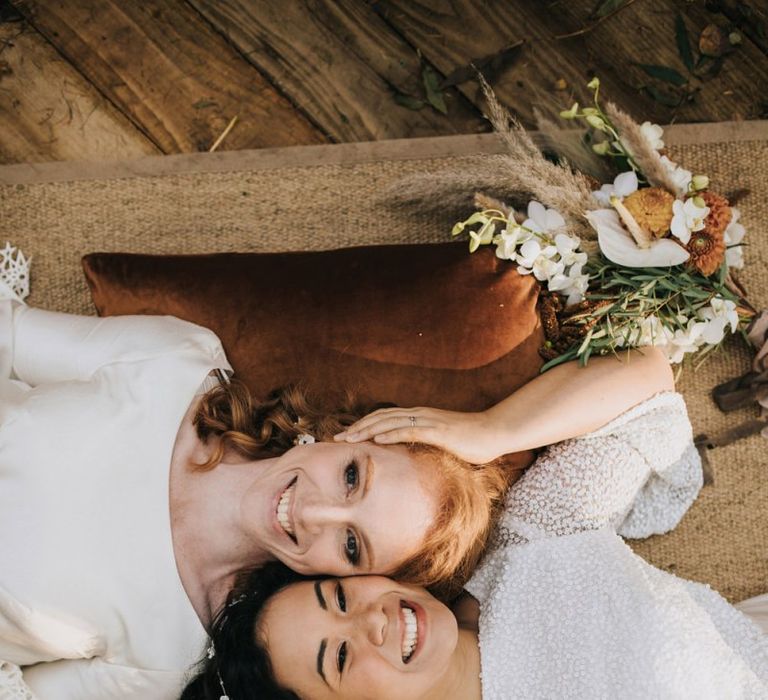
[314,580,327,610]
[316,638,329,687]
[314,581,330,687]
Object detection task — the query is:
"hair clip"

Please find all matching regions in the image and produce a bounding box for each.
[294,433,316,446]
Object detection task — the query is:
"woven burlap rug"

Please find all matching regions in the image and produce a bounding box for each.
[1,121,765,602]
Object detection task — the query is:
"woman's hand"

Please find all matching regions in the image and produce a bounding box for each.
[334,406,506,464]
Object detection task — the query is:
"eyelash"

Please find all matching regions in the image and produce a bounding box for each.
[335,582,347,612]
[336,583,348,674]
[343,462,360,566]
[337,641,348,674]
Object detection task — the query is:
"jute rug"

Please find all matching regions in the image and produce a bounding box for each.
[1,120,766,602]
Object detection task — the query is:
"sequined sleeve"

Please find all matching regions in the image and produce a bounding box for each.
[497,392,702,543]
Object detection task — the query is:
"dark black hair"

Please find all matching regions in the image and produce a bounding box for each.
[180,562,308,700]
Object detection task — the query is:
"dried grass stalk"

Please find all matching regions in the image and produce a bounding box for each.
[604,102,680,192]
[478,74,598,240]
[533,108,612,182]
[473,192,512,217]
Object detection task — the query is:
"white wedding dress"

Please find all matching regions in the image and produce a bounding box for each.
[466,392,768,699]
[0,246,231,699]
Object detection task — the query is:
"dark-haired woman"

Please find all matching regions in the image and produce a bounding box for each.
[182,389,768,699]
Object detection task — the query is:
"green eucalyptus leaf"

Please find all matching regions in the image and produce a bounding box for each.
[394,93,426,110]
[644,85,684,107]
[675,14,695,73]
[637,63,688,86]
[422,66,448,115]
[592,0,627,19]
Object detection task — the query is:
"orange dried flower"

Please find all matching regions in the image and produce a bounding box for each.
[686,227,726,276]
[699,191,732,237]
[622,187,675,237]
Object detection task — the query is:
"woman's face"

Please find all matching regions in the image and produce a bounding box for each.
[242,442,440,576]
[260,576,458,700]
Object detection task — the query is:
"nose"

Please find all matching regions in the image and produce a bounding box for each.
[357,604,388,647]
[297,500,349,536]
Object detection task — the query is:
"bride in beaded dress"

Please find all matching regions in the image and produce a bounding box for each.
[183,353,768,699]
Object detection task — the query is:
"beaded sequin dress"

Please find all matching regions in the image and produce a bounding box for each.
[465,392,768,699]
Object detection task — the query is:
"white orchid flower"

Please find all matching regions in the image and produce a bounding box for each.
[468,219,496,253]
[698,297,739,344]
[670,197,709,246]
[522,201,566,235]
[660,155,693,196]
[548,262,590,306]
[617,315,674,349]
[592,171,639,207]
[554,233,587,267]
[516,239,563,281]
[661,319,706,363]
[724,207,746,269]
[494,223,532,260]
[586,209,690,268]
[640,122,665,151]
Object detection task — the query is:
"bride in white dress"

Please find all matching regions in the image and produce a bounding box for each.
[0,246,516,699]
[182,355,768,698]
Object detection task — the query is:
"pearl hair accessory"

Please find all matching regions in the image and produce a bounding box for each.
[206,643,230,700]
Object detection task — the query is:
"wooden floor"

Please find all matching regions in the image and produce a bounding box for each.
[1,0,767,164]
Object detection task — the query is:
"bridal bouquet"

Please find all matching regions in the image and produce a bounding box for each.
[452,77,751,369]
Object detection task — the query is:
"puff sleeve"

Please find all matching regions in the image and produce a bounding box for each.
[3,303,230,387]
[501,392,702,541]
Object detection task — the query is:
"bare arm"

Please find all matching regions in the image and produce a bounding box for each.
[335,348,674,463]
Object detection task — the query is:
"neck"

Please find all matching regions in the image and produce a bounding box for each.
[424,628,481,700]
[170,407,276,623]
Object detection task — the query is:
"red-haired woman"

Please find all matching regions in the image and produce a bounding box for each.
[0,250,692,699]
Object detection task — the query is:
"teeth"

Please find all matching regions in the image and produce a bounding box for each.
[276,482,295,536]
[401,606,418,662]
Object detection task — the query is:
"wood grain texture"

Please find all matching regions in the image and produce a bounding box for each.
[0,21,158,164]
[373,0,768,125]
[188,0,486,142]
[11,0,326,154]
[550,0,768,123]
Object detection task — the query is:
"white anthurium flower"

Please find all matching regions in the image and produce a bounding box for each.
[522,201,566,235]
[494,223,532,260]
[659,155,693,196]
[468,219,496,253]
[698,297,739,344]
[592,170,638,207]
[586,208,690,268]
[724,207,746,269]
[670,197,709,246]
[516,239,563,281]
[554,233,588,267]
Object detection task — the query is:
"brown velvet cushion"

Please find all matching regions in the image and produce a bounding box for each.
[82,243,544,464]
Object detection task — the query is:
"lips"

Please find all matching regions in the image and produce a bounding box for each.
[276,476,297,543]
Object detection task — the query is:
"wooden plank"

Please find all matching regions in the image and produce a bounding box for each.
[549,0,768,123]
[0,20,158,164]
[2,120,762,187]
[370,0,649,127]
[188,0,486,142]
[11,0,327,154]
[373,0,768,125]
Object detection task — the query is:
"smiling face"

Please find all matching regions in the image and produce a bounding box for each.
[241,442,440,577]
[260,576,458,700]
